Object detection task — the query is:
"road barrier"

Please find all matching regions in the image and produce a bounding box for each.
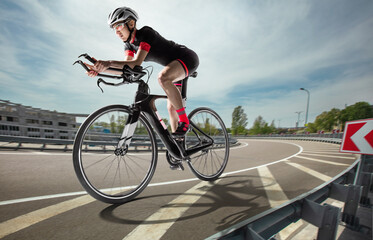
[239,133,343,144]
[0,135,237,152]
[206,137,372,240]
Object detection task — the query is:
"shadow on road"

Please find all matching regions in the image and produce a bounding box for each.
[99,174,307,231]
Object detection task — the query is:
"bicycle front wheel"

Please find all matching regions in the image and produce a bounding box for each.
[73,105,157,204]
[187,107,229,181]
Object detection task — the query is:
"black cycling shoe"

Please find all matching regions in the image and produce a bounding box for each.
[172,122,190,137]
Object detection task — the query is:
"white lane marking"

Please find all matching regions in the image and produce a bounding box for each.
[295,155,350,166]
[222,141,304,176]
[286,161,332,182]
[0,178,203,206]
[258,166,288,206]
[122,180,221,240]
[302,150,350,155]
[0,195,96,238]
[257,166,307,240]
[300,152,355,159]
[0,191,88,206]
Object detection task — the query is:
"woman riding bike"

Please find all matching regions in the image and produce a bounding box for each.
[85,6,199,136]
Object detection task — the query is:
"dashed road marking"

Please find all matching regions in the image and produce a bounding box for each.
[258,166,288,206]
[0,195,96,238]
[299,152,355,159]
[122,180,221,240]
[285,161,332,182]
[302,150,351,155]
[295,155,350,166]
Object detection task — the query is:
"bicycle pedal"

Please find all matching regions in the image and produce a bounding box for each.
[169,163,184,171]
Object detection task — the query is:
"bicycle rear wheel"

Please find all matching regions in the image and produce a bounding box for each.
[73,105,157,204]
[186,107,229,181]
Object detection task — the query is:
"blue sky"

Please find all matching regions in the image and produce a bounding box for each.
[1,0,372,128]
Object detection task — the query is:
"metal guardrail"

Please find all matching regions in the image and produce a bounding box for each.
[241,133,344,139]
[0,135,237,151]
[243,136,342,144]
[238,133,343,144]
[206,142,372,240]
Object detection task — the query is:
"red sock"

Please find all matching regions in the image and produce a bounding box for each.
[176,107,189,125]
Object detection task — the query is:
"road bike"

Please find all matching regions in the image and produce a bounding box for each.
[72,54,229,204]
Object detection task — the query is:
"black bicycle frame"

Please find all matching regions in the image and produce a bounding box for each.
[125,80,213,160]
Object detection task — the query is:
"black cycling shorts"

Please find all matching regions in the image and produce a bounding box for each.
[174,49,199,86]
[176,49,199,78]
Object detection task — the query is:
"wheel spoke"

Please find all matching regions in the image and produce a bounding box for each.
[73,106,157,204]
[187,108,229,181]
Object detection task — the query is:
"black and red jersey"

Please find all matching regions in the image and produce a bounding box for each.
[124,26,199,76]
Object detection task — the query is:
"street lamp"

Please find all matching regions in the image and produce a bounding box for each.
[299,88,310,126]
[295,111,303,128]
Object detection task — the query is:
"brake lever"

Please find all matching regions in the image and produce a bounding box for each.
[97,78,106,93]
[97,78,128,93]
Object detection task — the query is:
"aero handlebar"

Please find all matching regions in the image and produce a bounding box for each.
[73,53,147,92]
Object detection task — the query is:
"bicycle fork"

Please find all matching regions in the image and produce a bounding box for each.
[116,110,140,152]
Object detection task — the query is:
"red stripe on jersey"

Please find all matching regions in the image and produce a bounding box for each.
[125,50,135,57]
[139,42,151,52]
[177,59,189,76]
[131,29,137,44]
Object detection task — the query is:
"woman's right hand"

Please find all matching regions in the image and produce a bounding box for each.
[84,60,111,77]
[84,62,98,77]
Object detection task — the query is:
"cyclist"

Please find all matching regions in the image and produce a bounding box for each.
[85,7,199,136]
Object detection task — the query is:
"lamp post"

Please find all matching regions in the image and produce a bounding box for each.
[299,88,310,126]
[295,111,302,128]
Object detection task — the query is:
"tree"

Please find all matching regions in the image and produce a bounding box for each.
[340,102,373,129]
[311,108,341,132]
[231,106,248,135]
[248,116,276,135]
[306,101,373,132]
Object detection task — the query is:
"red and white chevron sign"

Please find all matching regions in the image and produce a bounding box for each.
[340,118,373,155]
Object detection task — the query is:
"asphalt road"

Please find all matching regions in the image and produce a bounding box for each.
[0,139,358,240]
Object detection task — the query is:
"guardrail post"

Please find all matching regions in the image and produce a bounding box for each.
[329,183,362,226]
[301,199,341,240]
[246,227,265,240]
[359,172,372,206]
[355,155,373,206]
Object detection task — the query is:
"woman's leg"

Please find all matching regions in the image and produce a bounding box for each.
[167,99,179,132]
[158,60,188,133]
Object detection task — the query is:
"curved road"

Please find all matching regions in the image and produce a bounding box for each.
[0,139,357,240]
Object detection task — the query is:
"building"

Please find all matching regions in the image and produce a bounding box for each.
[0,100,87,140]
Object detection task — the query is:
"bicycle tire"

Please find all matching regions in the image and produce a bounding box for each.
[73,105,157,204]
[186,107,229,181]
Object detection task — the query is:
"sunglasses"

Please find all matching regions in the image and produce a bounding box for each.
[113,22,126,31]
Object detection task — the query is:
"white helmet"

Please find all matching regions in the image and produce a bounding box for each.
[108,7,139,28]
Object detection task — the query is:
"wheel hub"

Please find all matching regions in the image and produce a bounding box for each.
[114,147,128,156]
